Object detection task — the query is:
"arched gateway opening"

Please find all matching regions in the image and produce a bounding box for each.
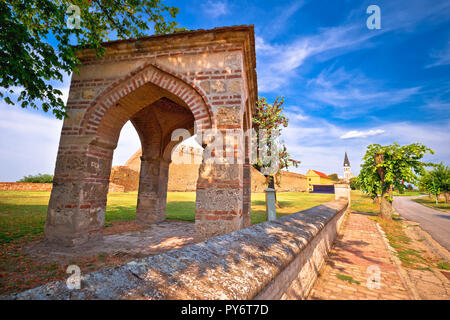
[44,26,257,246]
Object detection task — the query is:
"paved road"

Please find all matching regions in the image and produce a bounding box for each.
[393,196,450,251]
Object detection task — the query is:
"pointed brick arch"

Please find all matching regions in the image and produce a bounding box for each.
[80,63,214,143]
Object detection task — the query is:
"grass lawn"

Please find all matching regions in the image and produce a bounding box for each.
[393,191,425,197]
[0,190,333,294]
[412,197,450,213]
[349,190,380,214]
[0,190,334,244]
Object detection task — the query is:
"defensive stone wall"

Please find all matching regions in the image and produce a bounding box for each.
[6,199,348,300]
[109,166,140,192]
[110,147,308,193]
[0,183,52,192]
[168,164,203,192]
[0,182,124,193]
[251,168,308,193]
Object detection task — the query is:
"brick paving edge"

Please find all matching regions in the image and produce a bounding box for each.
[375,222,420,300]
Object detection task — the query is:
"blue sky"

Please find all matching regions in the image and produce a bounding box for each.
[0,0,449,181]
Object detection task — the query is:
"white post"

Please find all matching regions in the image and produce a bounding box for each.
[265,188,277,221]
[334,183,351,205]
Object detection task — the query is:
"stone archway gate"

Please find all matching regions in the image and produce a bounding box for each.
[45,26,257,246]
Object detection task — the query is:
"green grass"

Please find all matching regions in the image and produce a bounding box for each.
[0,191,333,244]
[336,274,360,285]
[350,190,380,214]
[437,262,450,270]
[392,191,424,197]
[412,198,450,213]
[249,192,334,225]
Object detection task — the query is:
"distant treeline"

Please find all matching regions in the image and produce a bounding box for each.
[17,174,53,183]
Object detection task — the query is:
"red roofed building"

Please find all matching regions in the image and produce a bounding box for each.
[306,169,334,191]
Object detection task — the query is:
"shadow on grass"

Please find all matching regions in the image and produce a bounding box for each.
[166,201,195,222]
[105,206,136,222]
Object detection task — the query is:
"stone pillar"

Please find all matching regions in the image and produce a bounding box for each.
[265,188,277,221]
[44,142,113,246]
[334,183,351,204]
[242,163,252,227]
[194,161,244,241]
[136,157,170,225]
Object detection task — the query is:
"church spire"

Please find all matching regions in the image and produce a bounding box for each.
[343,152,350,167]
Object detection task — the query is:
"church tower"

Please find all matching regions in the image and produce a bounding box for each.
[343,152,352,182]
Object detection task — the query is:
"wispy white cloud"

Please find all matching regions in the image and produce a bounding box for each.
[304,67,421,117]
[202,0,229,18]
[284,105,309,121]
[261,0,305,40]
[280,111,449,176]
[340,129,385,139]
[256,23,380,92]
[426,41,450,68]
[256,0,450,93]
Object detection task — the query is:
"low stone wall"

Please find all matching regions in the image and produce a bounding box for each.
[274,170,308,193]
[0,182,52,191]
[334,184,351,203]
[5,200,348,300]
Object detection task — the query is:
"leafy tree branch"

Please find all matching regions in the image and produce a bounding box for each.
[1,0,185,119]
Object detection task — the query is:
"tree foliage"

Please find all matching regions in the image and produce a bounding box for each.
[419,162,450,203]
[358,142,434,218]
[252,97,299,188]
[17,173,53,183]
[349,177,359,190]
[1,0,185,119]
[328,173,339,181]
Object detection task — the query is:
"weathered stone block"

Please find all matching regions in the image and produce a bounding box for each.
[82,88,96,99]
[228,80,241,93]
[198,163,242,181]
[216,106,240,126]
[211,80,226,93]
[196,188,242,212]
[199,80,210,94]
[224,53,241,68]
